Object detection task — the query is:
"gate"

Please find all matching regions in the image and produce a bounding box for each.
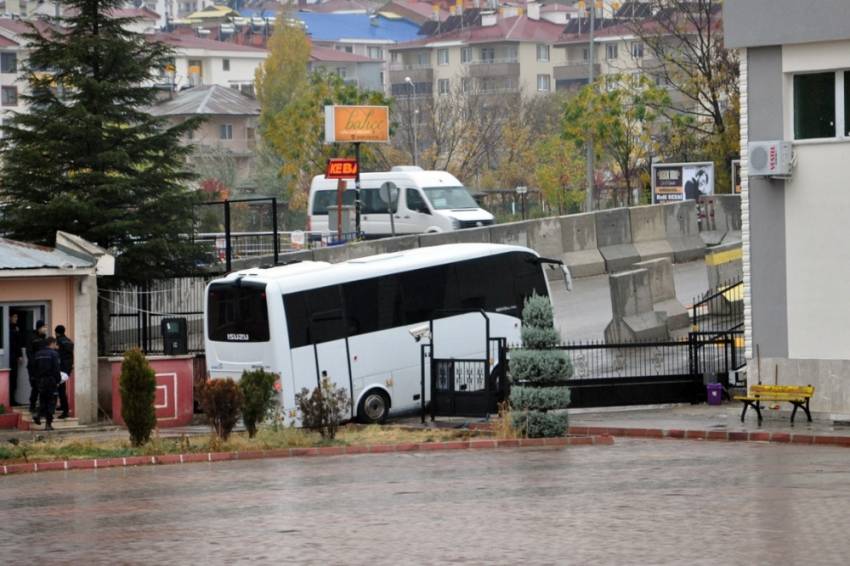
[426,338,507,419]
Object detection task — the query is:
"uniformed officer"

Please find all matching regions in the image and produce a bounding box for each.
[32,337,61,431]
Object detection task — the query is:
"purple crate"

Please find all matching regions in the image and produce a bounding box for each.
[707,383,723,406]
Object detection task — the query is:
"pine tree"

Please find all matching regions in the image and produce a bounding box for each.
[509,294,572,438]
[0,0,202,281]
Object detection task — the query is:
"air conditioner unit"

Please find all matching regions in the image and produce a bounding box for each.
[748,140,793,177]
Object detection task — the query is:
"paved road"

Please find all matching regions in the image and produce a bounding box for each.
[552,260,708,341]
[3,439,850,565]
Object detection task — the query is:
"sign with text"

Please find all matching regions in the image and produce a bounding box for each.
[325,158,359,179]
[324,105,390,143]
[652,162,715,203]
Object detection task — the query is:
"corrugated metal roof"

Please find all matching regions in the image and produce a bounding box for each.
[148,84,260,117]
[297,12,421,42]
[0,238,94,271]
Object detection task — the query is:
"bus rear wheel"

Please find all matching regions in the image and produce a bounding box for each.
[358,390,390,424]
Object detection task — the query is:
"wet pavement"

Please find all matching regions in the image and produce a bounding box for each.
[3,439,850,565]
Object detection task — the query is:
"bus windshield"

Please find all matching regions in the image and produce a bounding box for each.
[207,281,270,342]
[422,186,479,210]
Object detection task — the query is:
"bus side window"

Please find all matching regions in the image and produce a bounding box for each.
[306,285,346,344]
[400,265,448,325]
[283,293,310,348]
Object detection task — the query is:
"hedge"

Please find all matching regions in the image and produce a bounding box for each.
[509,349,574,383]
[512,411,569,438]
[510,386,571,411]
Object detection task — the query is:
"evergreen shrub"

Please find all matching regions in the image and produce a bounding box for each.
[521,325,560,349]
[239,370,278,438]
[199,379,243,440]
[512,411,569,438]
[509,350,574,383]
[119,349,157,447]
[509,386,571,411]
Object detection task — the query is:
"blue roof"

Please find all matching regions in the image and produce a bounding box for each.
[296,12,421,42]
[238,8,277,19]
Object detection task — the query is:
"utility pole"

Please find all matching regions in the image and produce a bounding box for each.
[585,0,596,213]
[405,77,418,166]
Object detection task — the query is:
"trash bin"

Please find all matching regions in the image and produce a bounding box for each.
[161,317,188,355]
[706,382,723,406]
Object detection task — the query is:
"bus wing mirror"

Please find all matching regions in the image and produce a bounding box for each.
[537,257,573,292]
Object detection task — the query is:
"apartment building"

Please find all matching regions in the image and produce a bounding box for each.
[309,45,384,91]
[0,18,50,130]
[154,32,268,95]
[388,5,564,99]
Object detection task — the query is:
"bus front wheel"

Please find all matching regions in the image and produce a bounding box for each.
[358,390,390,424]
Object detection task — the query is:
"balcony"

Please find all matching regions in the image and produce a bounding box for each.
[388,66,433,85]
[466,58,520,78]
[554,62,601,82]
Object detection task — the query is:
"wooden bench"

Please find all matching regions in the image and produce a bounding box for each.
[734,384,814,426]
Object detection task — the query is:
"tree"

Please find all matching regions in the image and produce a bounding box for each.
[562,74,667,207]
[262,71,391,210]
[119,349,157,447]
[239,369,278,439]
[254,14,311,132]
[533,134,586,214]
[0,0,203,281]
[628,0,739,190]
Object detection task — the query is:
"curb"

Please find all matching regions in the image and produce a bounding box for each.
[568,426,850,447]
[1,434,614,476]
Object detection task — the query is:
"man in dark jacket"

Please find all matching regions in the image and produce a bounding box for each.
[26,320,48,414]
[32,337,61,430]
[55,325,74,419]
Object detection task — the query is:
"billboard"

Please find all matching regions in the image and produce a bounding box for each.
[324,105,390,143]
[652,162,715,203]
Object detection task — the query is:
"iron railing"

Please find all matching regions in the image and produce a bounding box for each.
[691,279,744,333]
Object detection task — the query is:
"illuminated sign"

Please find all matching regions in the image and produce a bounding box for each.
[324,105,390,143]
[325,158,359,179]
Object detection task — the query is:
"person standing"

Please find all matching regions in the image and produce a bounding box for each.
[32,337,61,431]
[8,313,23,406]
[26,320,48,414]
[55,325,74,419]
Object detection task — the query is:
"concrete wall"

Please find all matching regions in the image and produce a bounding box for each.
[594,208,640,272]
[725,0,850,49]
[629,205,674,262]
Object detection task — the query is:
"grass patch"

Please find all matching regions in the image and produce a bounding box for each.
[0,424,489,464]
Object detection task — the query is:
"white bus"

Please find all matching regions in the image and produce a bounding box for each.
[204,243,554,424]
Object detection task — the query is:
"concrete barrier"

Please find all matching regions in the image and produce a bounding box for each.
[527,218,566,280]
[419,226,491,247]
[705,241,743,290]
[488,219,533,248]
[595,209,640,273]
[604,268,669,342]
[635,257,689,332]
[699,195,742,246]
[663,200,706,262]
[559,212,605,278]
[629,205,674,262]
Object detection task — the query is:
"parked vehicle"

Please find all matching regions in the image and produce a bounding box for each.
[307,166,494,237]
[204,243,556,424]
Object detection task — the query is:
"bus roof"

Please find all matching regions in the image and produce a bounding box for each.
[216,243,538,293]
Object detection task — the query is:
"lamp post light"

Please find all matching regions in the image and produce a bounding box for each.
[404,76,419,166]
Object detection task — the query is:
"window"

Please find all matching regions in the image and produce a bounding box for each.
[438,48,449,65]
[480,47,495,63]
[406,188,428,212]
[1,86,17,106]
[312,189,356,215]
[1,52,17,73]
[462,77,472,92]
[461,47,472,64]
[222,58,230,71]
[416,51,429,65]
[380,71,384,85]
[536,74,551,92]
[582,47,590,61]
[368,46,383,59]
[247,127,255,142]
[207,282,270,342]
[506,45,518,62]
[606,44,618,60]
[219,124,233,140]
[336,44,353,54]
[336,67,347,79]
[793,72,835,140]
[438,78,450,96]
[240,83,255,98]
[391,51,399,63]
[284,285,346,347]
[343,277,403,336]
[536,44,549,63]
[311,188,396,215]
[631,42,644,59]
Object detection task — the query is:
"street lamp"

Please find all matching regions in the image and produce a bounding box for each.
[404,76,418,166]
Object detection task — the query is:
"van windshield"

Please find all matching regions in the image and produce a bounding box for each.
[422,186,479,210]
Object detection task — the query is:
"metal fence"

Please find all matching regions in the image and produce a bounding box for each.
[691,280,744,333]
[102,275,218,356]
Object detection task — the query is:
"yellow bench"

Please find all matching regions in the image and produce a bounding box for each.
[734,384,814,426]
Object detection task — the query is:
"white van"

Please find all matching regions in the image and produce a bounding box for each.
[307,166,494,237]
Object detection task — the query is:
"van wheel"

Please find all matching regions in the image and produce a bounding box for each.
[358,390,390,424]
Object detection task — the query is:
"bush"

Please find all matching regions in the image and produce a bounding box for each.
[239,370,278,438]
[295,376,350,440]
[521,325,560,349]
[522,294,554,328]
[512,411,569,438]
[510,349,573,383]
[199,379,243,441]
[510,386,571,411]
[119,349,157,447]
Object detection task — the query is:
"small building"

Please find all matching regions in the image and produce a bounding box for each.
[0,232,114,424]
[148,84,260,184]
[309,45,385,92]
[725,0,850,417]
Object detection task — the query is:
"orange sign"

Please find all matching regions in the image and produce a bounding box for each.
[324,105,390,143]
[325,158,359,179]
